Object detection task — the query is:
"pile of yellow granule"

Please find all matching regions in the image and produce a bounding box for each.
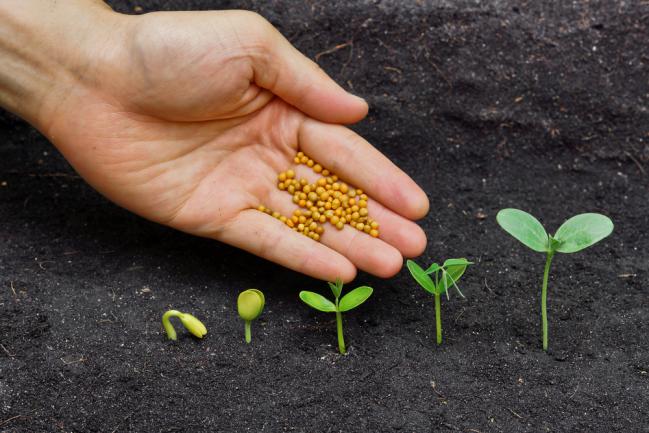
[257,152,380,241]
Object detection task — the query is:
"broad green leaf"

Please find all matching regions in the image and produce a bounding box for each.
[406,260,436,294]
[424,263,440,274]
[299,291,336,313]
[338,286,374,312]
[496,209,549,253]
[553,213,614,253]
[328,278,343,299]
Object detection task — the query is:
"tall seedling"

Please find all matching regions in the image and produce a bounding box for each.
[497,209,613,350]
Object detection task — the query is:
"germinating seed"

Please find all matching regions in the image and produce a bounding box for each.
[257,153,380,241]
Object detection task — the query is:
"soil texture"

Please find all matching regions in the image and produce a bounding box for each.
[1,1,648,432]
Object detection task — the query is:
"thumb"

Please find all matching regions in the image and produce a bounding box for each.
[247,13,368,124]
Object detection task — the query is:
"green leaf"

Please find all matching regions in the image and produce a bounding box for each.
[424,263,440,274]
[496,208,549,253]
[237,289,265,321]
[299,291,336,313]
[406,260,437,294]
[442,258,473,267]
[328,278,343,299]
[338,286,374,312]
[248,289,265,309]
[553,213,614,253]
[438,262,468,297]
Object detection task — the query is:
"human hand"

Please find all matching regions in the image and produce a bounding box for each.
[0,1,429,281]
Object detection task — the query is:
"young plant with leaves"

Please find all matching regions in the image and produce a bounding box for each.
[496,209,614,351]
[238,289,265,344]
[406,258,472,345]
[299,279,373,354]
[162,310,207,341]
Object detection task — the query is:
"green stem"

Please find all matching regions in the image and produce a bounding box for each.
[336,310,346,354]
[541,251,555,351]
[434,293,442,345]
[162,310,182,340]
[244,320,251,344]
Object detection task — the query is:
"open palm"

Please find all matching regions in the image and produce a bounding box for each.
[43,10,428,281]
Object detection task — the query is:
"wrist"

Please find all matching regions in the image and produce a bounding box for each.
[0,0,128,131]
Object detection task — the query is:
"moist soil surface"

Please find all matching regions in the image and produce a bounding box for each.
[1,1,648,432]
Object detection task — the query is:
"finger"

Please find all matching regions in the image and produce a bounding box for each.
[298,119,430,220]
[245,13,368,124]
[366,199,428,258]
[216,209,357,282]
[263,186,404,278]
[320,225,404,278]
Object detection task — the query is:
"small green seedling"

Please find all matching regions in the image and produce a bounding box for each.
[406,258,472,345]
[497,209,614,351]
[238,289,265,343]
[299,279,373,354]
[162,310,207,340]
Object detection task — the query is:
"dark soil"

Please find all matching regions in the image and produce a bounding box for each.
[2,1,648,432]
